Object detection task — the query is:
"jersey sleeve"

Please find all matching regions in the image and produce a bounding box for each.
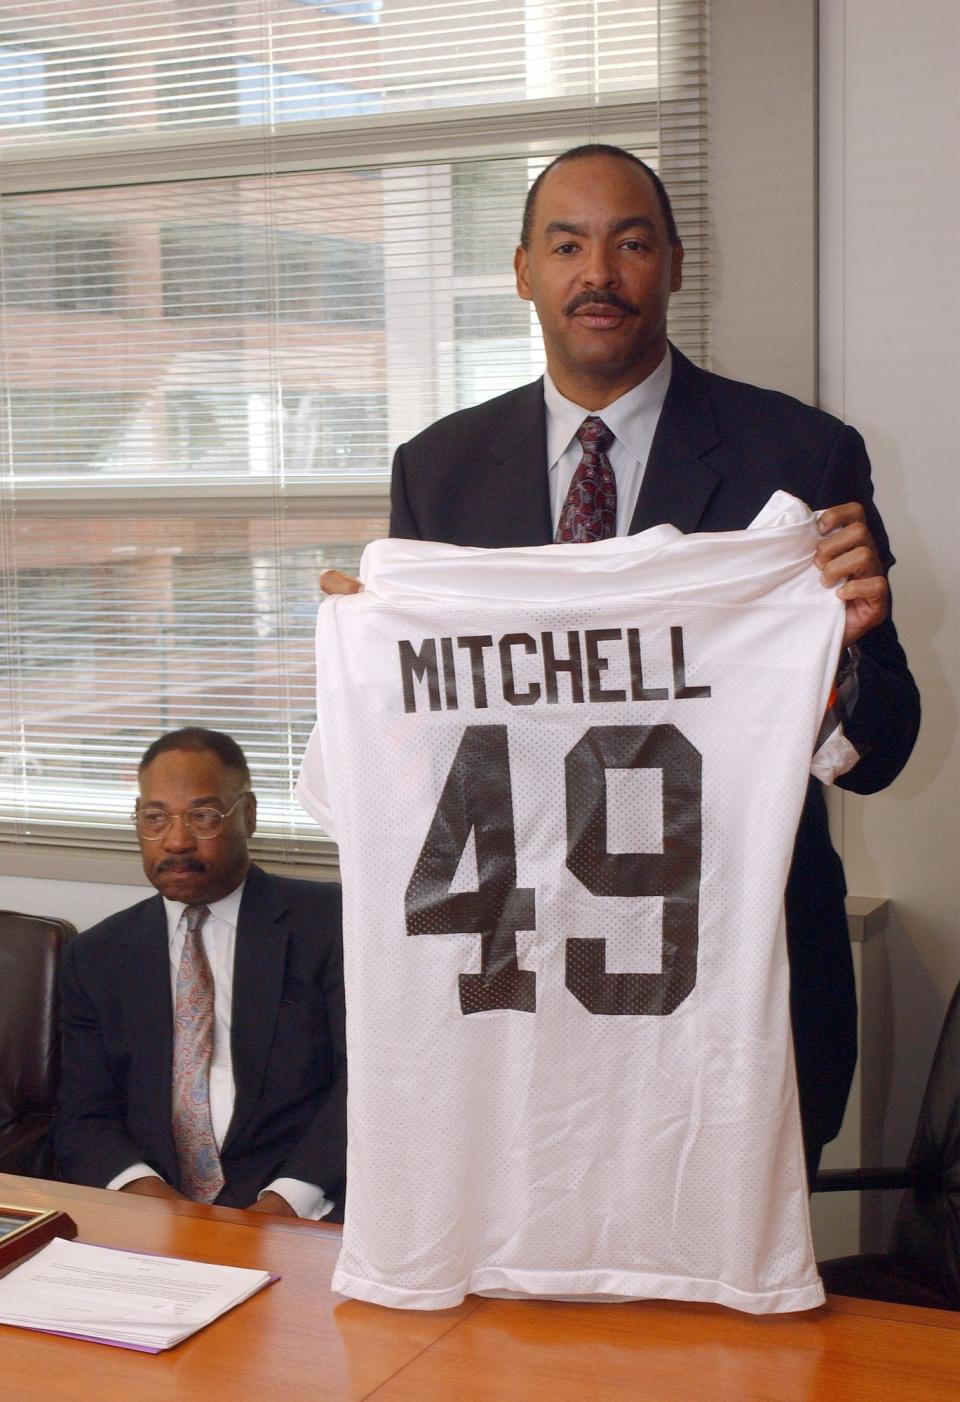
[295,722,337,837]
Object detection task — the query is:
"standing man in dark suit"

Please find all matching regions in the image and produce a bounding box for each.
[53,727,346,1218]
[326,145,919,1175]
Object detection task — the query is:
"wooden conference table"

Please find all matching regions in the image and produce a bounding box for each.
[1,1174,956,1402]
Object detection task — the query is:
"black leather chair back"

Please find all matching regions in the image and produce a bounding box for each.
[0,910,77,1176]
[816,979,960,1310]
[891,979,960,1307]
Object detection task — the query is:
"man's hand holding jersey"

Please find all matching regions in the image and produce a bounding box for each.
[816,501,890,648]
[320,570,363,595]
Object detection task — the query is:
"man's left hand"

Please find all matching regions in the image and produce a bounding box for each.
[246,1191,297,1217]
[816,502,890,647]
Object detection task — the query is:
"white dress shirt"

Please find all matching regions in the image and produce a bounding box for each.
[108,881,332,1220]
[545,345,672,537]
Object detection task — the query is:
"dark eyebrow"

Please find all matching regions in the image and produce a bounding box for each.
[543,215,657,239]
[544,220,587,238]
[610,215,656,236]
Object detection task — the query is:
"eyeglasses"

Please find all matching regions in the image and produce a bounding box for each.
[133,794,247,841]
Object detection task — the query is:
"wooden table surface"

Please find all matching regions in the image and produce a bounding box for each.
[1,1174,956,1402]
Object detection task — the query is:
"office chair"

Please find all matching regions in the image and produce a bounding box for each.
[813,979,960,1310]
[0,909,77,1179]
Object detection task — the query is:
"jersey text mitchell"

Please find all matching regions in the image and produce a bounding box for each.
[398,626,713,715]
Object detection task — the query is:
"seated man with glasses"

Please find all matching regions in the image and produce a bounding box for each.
[53,727,346,1220]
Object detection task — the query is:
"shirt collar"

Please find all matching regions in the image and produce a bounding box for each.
[543,345,672,468]
[163,878,246,944]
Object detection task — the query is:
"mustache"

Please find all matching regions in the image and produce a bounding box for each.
[564,289,640,317]
[156,858,206,874]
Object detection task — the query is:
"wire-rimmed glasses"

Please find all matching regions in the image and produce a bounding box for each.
[133,793,247,840]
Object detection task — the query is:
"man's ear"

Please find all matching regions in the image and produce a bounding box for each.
[514,245,532,301]
[670,240,684,292]
[244,790,257,837]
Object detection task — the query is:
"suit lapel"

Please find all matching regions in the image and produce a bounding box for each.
[629,347,722,535]
[222,865,288,1155]
[486,380,554,545]
[122,896,177,1172]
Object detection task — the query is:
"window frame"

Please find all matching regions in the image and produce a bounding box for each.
[0,4,720,881]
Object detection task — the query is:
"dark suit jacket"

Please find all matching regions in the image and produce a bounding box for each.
[390,346,920,1149]
[52,864,346,1215]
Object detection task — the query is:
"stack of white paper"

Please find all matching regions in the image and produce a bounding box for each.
[0,1237,274,1352]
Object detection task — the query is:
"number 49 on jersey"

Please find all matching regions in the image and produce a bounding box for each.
[404,722,702,1018]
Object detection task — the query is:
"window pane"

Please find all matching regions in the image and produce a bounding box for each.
[0,2,708,854]
[0,511,383,844]
[3,159,550,488]
[453,161,529,277]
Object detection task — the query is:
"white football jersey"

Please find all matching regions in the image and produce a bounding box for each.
[298,492,847,1314]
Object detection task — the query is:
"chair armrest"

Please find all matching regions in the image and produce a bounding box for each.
[812,1167,913,1193]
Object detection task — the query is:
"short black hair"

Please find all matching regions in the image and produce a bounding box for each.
[519,144,679,250]
[139,727,251,786]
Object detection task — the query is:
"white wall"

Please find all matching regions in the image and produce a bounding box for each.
[0,874,147,931]
[820,0,960,1187]
[710,0,817,400]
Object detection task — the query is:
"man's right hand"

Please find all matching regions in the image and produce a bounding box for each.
[119,1176,189,1201]
[320,570,362,596]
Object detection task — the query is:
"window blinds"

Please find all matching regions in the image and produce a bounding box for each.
[0,0,708,862]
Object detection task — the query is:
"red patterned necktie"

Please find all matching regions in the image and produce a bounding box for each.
[554,416,617,543]
[171,903,225,1203]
